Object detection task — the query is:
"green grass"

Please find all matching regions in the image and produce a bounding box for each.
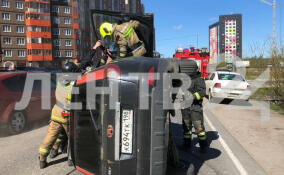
[245,68,266,80]
[270,103,284,115]
[250,88,273,100]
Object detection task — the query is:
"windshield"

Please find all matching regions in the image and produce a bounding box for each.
[218,73,244,81]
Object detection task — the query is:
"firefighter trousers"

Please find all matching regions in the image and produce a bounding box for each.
[181,109,206,141]
[38,120,68,161]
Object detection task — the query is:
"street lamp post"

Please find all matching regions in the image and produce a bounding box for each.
[260,0,277,57]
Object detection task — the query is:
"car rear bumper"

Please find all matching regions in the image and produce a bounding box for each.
[212,88,251,100]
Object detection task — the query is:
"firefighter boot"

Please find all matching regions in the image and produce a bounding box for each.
[39,157,47,169]
[183,138,191,151]
[49,149,59,158]
[199,140,208,154]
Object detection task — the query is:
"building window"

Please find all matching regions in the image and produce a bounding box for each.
[15,1,23,9]
[1,0,9,8]
[74,29,79,35]
[64,7,70,14]
[17,38,25,45]
[64,18,71,24]
[16,14,24,21]
[3,37,11,45]
[53,39,60,46]
[2,13,10,20]
[65,40,71,46]
[52,28,60,35]
[75,39,80,45]
[16,26,25,33]
[54,50,61,57]
[4,50,12,57]
[18,50,25,57]
[27,38,39,43]
[65,51,72,57]
[64,29,71,35]
[2,25,11,32]
[74,18,79,23]
[52,17,59,24]
[62,0,70,3]
[76,50,80,56]
[52,6,59,13]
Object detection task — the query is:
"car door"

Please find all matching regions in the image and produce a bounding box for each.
[90,9,155,57]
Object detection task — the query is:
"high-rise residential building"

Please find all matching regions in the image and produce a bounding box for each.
[0,0,27,67]
[209,14,242,64]
[50,0,80,66]
[0,0,80,68]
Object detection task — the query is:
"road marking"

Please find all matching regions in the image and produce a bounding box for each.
[204,113,248,175]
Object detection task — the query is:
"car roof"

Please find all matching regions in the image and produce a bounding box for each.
[215,71,239,75]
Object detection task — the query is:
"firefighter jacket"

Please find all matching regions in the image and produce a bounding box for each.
[50,79,73,124]
[111,20,146,57]
[187,72,206,112]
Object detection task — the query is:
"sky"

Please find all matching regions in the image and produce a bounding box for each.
[142,0,284,58]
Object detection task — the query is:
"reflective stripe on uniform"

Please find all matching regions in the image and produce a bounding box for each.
[66,93,71,104]
[198,131,206,140]
[120,53,126,57]
[55,139,62,143]
[184,130,192,138]
[120,24,129,33]
[39,147,49,154]
[123,27,134,39]
[194,92,201,100]
[51,114,68,123]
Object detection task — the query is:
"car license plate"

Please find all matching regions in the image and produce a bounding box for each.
[121,110,133,154]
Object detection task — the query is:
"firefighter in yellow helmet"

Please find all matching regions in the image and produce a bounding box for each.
[99,21,146,58]
[38,62,80,169]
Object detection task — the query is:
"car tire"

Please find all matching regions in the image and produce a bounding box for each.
[8,111,27,134]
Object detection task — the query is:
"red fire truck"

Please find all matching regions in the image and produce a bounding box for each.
[173,47,209,78]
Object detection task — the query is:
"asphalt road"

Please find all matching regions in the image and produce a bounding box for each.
[0,100,267,175]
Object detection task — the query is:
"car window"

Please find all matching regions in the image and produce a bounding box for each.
[210,73,215,80]
[218,74,244,81]
[2,74,27,92]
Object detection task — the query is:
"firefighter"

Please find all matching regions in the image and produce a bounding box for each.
[78,40,105,70]
[99,20,147,58]
[48,130,68,158]
[38,62,80,169]
[181,61,208,153]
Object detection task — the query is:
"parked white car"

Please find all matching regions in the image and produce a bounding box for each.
[205,71,251,101]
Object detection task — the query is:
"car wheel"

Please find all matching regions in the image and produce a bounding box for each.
[8,111,27,134]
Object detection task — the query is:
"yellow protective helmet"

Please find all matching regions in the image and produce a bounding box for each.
[99,22,113,38]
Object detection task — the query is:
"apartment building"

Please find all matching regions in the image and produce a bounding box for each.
[0,0,79,68]
[0,0,26,68]
[50,0,79,66]
[209,14,242,64]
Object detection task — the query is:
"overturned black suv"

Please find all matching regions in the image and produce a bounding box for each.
[69,10,197,175]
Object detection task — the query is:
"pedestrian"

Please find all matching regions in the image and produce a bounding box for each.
[181,61,208,153]
[99,20,147,58]
[38,62,80,169]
